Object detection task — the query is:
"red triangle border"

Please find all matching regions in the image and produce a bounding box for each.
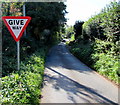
[2,16,31,42]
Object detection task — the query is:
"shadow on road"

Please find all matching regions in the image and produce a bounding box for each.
[46,43,92,74]
[43,66,118,104]
[41,43,118,104]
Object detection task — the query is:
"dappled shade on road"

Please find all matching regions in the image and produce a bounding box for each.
[41,43,118,104]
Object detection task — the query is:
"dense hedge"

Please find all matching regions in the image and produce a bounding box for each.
[2,29,46,76]
[82,2,119,42]
[2,2,66,76]
[2,25,49,103]
[1,48,46,104]
[1,2,67,104]
[70,1,120,84]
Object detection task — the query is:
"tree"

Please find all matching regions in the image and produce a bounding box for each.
[74,21,84,40]
[2,2,23,16]
[25,2,67,44]
[65,26,74,39]
[2,2,67,76]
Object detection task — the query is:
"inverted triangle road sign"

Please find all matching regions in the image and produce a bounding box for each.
[2,16,31,42]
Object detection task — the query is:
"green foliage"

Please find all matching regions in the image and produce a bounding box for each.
[1,1,67,104]
[2,2,23,16]
[70,34,75,41]
[70,40,119,84]
[2,2,67,76]
[91,39,119,83]
[92,53,118,82]
[70,1,120,84]
[74,21,84,40]
[2,24,17,76]
[82,1,120,42]
[64,26,75,39]
[26,2,67,44]
[2,27,46,76]
[70,41,93,66]
[1,49,45,104]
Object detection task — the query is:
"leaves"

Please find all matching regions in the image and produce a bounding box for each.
[26,2,67,43]
[2,49,45,104]
[82,1,120,42]
[70,1,119,84]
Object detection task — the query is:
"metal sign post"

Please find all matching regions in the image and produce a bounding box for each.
[23,4,26,36]
[2,16,31,71]
[17,41,20,70]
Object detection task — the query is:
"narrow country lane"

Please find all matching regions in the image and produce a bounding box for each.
[41,42,119,104]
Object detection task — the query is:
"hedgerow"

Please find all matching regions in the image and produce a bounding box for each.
[70,1,120,84]
[1,49,46,104]
[1,2,67,104]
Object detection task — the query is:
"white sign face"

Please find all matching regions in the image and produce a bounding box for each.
[6,19,28,38]
[2,16,31,42]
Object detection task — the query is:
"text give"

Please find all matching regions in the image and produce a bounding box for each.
[8,20,24,25]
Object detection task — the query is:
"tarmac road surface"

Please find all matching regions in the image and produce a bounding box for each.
[41,43,119,104]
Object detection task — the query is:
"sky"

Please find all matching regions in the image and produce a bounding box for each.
[65,0,118,26]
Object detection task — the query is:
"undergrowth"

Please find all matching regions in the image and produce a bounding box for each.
[70,40,119,84]
[69,1,119,85]
[1,48,46,104]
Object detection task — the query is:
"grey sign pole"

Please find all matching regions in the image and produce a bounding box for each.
[23,3,26,36]
[17,41,20,70]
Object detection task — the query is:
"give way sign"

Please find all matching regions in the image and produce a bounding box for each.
[2,16,31,42]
